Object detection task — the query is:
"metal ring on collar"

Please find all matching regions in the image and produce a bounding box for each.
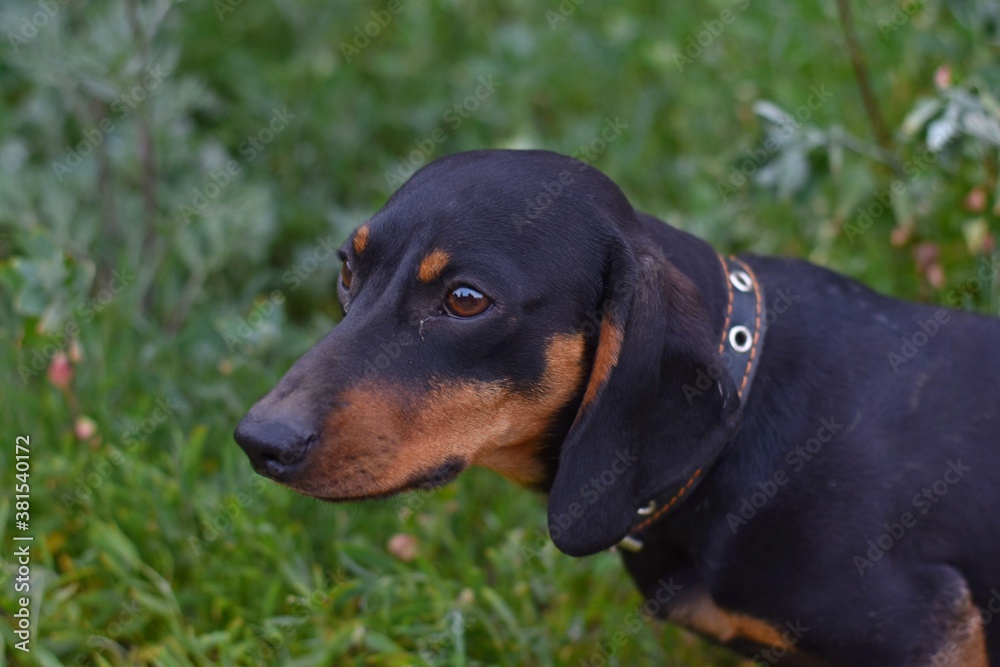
[729,325,753,353]
[637,501,657,516]
[729,270,753,293]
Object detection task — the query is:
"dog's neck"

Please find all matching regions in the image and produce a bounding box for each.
[618,219,768,549]
[540,217,764,486]
[644,217,734,340]
[632,215,768,411]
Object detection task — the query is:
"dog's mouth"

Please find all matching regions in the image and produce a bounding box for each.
[403,456,467,490]
[295,456,468,503]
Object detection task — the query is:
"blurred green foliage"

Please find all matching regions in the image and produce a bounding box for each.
[0,0,998,665]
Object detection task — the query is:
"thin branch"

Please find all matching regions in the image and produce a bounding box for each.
[166,269,205,334]
[834,0,902,176]
[126,0,160,314]
[91,98,119,240]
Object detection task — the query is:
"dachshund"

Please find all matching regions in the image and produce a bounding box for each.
[235,149,1000,666]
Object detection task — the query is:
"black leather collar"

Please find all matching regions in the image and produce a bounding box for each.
[616,255,767,552]
[717,255,767,405]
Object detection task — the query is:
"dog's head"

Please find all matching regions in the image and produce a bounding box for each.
[235,149,738,556]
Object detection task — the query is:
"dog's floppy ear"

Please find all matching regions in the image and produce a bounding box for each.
[548,236,741,556]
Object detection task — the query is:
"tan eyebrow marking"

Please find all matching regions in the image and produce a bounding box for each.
[353,225,370,255]
[418,249,450,283]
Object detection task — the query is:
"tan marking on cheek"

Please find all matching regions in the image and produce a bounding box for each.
[472,333,586,484]
[353,225,369,255]
[472,440,547,487]
[580,318,624,410]
[418,249,450,283]
[300,334,585,498]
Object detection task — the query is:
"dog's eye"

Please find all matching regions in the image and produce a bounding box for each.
[445,286,491,318]
[340,261,353,290]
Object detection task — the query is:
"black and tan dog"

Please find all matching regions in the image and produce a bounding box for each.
[234,149,1000,666]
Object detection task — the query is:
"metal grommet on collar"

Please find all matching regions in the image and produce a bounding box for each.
[637,501,657,516]
[729,325,753,353]
[729,270,753,293]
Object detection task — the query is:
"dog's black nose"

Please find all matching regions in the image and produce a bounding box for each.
[233,414,317,480]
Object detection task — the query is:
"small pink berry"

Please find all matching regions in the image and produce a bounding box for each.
[964,187,987,213]
[387,533,419,562]
[75,416,98,440]
[890,226,911,247]
[47,352,73,389]
[926,263,945,290]
[934,65,952,90]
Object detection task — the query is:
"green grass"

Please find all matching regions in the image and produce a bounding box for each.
[1,0,998,665]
